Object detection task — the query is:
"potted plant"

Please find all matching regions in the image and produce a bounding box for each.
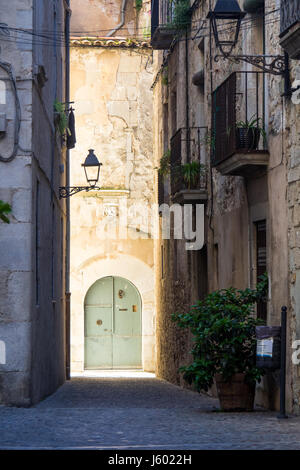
[235,115,266,151]
[172,276,268,411]
[180,161,206,190]
[54,99,70,138]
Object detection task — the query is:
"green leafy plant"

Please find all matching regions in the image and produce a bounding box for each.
[168,0,191,31]
[180,161,206,190]
[142,26,151,39]
[172,275,268,392]
[54,100,70,137]
[161,66,169,86]
[136,0,143,12]
[235,114,266,140]
[156,149,171,177]
[0,200,12,224]
[201,131,216,152]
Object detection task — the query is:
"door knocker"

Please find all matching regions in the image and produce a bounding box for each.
[118,289,125,299]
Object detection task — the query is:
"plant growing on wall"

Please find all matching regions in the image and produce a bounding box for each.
[156,149,171,177]
[201,131,216,152]
[161,66,169,86]
[169,0,191,31]
[54,100,70,137]
[172,274,268,393]
[0,200,11,224]
[135,0,143,12]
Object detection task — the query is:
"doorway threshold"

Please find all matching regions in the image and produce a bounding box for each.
[71,370,156,378]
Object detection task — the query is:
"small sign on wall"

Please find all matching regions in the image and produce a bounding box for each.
[0,340,6,364]
[257,338,274,358]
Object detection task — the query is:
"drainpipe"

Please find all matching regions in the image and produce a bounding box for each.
[107,0,127,37]
[65,0,71,381]
[185,30,190,163]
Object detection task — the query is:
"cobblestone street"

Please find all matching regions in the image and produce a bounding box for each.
[0,377,300,450]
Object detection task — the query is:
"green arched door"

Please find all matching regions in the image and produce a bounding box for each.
[84,276,142,369]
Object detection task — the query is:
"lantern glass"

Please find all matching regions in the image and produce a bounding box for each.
[82,149,102,187]
[208,0,246,57]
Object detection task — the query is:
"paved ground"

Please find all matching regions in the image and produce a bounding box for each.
[1,377,300,449]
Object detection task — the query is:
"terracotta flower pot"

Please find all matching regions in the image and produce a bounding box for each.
[215,373,255,411]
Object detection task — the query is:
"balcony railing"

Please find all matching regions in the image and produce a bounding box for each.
[280,0,300,59]
[280,0,300,37]
[211,72,269,176]
[151,0,176,49]
[170,127,207,198]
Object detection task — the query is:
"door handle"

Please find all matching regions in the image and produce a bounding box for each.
[119,308,128,311]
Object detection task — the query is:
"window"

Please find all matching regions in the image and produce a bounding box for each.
[255,220,267,323]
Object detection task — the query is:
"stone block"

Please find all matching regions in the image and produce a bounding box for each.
[0,270,32,321]
[288,166,300,184]
[16,9,33,30]
[129,102,138,127]
[0,188,13,206]
[117,73,137,87]
[0,321,31,372]
[0,157,32,189]
[0,370,31,406]
[107,101,129,125]
[0,223,32,271]
[127,87,137,101]
[290,248,300,270]
[12,189,32,223]
[110,86,127,101]
[118,54,141,73]
[290,147,300,169]
[294,204,300,227]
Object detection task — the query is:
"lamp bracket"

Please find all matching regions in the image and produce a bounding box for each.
[59,186,101,199]
[215,54,286,75]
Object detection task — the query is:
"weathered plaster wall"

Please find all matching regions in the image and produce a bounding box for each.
[70,43,155,371]
[71,0,151,40]
[0,0,66,405]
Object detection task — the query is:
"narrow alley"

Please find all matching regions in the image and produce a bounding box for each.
[1,376,300,450]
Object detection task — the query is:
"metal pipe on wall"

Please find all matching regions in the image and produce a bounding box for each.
[107,0,127,37]
[65,0,71,381]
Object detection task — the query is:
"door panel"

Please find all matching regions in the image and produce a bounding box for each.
[85,336,112,369]
[114,277,141,336]
[85,306,112,337]
[113,336,142,368]
[84,276,142,369]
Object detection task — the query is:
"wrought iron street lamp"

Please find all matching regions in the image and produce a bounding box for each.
[59,149,102,198]
[207,0,246,58]
[207,0,289,79]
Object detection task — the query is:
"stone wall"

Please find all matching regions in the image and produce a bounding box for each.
[0,0,66,405]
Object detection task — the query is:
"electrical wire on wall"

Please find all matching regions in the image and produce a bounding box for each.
[0,8,281,50]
